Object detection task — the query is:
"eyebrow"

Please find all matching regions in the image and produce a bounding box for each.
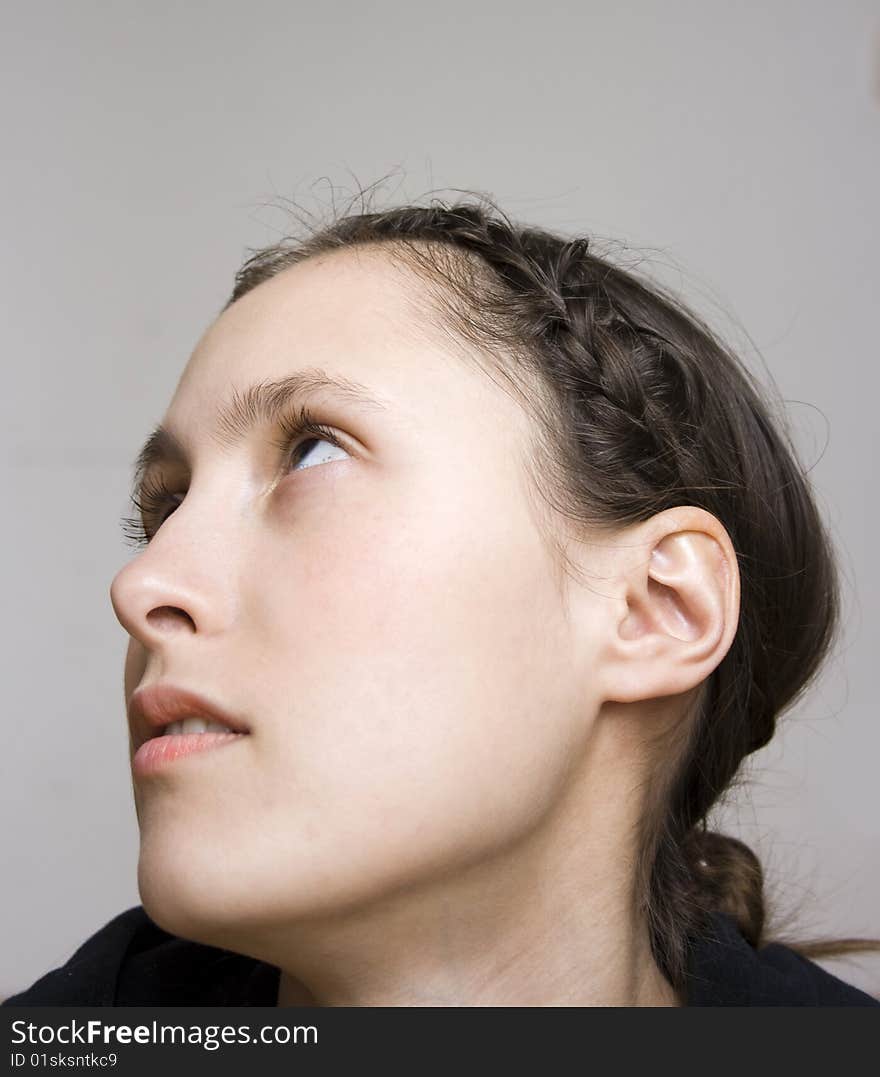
[131,368,389,491]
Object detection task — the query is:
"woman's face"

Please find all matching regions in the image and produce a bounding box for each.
[110,247,603,944]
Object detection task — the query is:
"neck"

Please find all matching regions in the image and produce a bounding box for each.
[264,752,681,1008]
[275,894,680,1007]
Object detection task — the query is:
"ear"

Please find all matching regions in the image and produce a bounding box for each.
[598,507,740,704]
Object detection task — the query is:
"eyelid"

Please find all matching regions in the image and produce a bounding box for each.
[268,402,359,462]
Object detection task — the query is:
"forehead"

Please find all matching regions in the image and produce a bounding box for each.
[129,245,554,557]
[136,245,537,488]
[175,246,470,416]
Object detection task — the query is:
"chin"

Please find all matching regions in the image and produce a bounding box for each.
[136,833,253,946]
[134,832,325,951]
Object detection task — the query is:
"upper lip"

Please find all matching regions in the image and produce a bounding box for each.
[129,683,250,751]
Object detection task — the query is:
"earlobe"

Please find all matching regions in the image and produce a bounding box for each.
[602,510,739,705]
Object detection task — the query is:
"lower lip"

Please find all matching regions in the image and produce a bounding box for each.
[132,731,248,777]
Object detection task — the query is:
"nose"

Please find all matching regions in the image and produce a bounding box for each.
[109,555,199,648]
[109,500,236,648]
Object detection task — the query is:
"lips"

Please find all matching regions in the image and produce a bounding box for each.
[129,682,250,752]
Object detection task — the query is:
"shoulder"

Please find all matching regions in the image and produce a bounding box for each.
[3,907,151,1005]
[2,906,279,1006]
[686,912,880,1006]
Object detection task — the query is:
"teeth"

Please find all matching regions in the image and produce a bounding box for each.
[163,717,231,736]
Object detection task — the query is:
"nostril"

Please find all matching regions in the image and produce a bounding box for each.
[145,606,195,631]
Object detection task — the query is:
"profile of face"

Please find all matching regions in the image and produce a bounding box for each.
[109,246,733,964]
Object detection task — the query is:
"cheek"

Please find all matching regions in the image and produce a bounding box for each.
[256,482,580,874]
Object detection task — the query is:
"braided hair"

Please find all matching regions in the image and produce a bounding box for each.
[224,189,880,996]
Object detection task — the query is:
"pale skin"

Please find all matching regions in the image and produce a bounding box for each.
[109,245,740,1007]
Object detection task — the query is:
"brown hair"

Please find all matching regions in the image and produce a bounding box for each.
[224,185,879,997]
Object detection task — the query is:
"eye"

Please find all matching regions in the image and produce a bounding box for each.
[270,403,351,477]
[120,406,351,549]
[289,435,349,473]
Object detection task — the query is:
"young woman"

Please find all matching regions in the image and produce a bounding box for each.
[5,195,878,1006]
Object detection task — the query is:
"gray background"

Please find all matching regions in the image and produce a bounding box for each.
[2,0,878,999]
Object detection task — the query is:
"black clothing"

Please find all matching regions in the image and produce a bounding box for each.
[3,905,878,1006]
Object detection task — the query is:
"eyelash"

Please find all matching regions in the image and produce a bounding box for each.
[119,404,344,550]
